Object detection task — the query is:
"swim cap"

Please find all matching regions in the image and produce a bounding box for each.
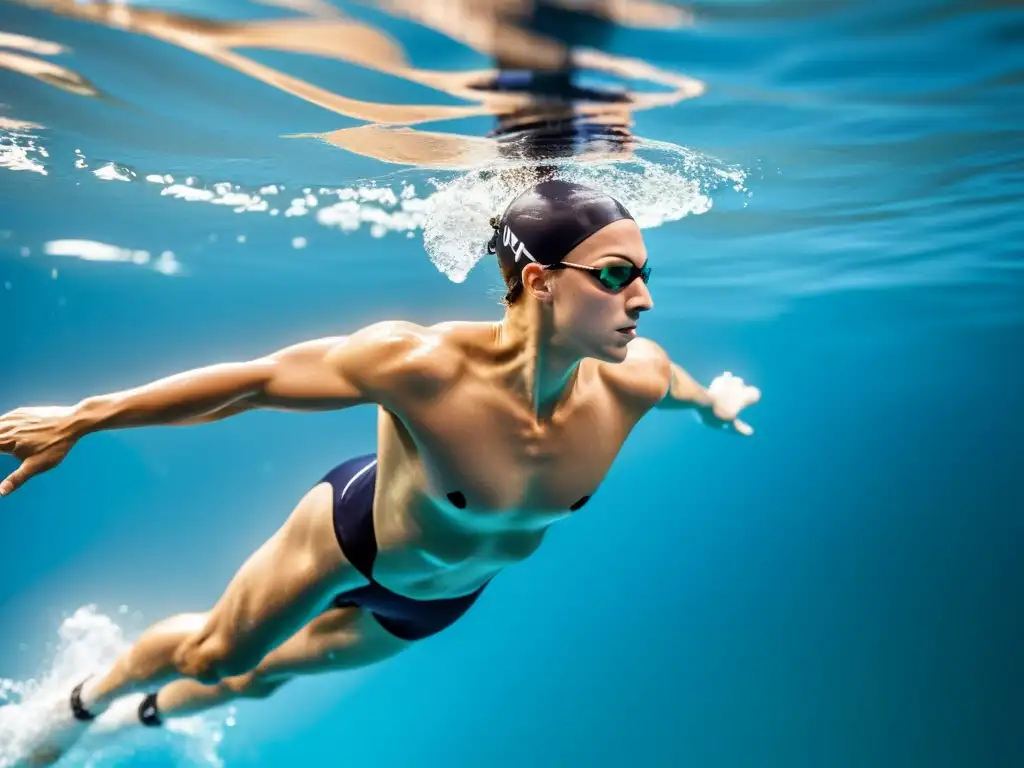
[490,179,634,273]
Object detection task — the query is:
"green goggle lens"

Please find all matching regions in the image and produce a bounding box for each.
[598,264,652,290]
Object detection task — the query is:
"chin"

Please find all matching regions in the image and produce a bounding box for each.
[593,341,630,363]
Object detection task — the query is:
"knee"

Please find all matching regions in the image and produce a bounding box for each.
[173,633,256,685]
[225,671,287,700]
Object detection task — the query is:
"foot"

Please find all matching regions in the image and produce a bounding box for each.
[13,679,100,767]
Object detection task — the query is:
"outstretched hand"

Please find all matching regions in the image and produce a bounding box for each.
[0,406,80,496]
[705,372,761,436]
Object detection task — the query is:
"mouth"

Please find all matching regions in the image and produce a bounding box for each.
[616,326,637,338]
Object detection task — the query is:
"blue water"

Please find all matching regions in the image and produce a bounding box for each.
[1,0,1022,766]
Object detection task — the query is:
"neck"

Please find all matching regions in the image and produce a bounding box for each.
[495,299,581,420]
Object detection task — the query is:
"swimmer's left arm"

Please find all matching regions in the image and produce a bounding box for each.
[657,360,713,411]
[650,347,760,436]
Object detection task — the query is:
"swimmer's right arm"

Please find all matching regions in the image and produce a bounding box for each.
[0,321,436,495]
[75,338,355,429]
[77,322,433,427]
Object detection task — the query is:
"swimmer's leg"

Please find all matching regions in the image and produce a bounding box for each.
[88,482,366,706]
[24,482,365,766]
[96,606,409,733]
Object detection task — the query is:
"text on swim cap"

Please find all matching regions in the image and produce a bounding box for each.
[503,224,536,263]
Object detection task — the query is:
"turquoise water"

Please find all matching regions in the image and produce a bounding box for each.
[1,0,1022,766]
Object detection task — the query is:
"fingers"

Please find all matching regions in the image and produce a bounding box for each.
[0,466,25,496]
[732,418,754,437]
[709,372,761,434]
[0,410,25,455]
[736,385,760,435]
[0,454,51,496]
[745,385,761,407]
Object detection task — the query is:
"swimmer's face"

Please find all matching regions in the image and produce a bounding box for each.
[524,219,653,363]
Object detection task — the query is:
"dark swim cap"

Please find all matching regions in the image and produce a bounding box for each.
[489,179,634,275]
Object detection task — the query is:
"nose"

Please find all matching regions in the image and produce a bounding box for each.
[626,276,654,314]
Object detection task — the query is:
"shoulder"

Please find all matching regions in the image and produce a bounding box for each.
[595,336,672,407]
[327,320,464,400]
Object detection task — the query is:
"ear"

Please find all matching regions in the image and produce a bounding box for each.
[521,263,555,303]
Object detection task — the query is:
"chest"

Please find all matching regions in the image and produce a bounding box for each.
[396,382,642,514]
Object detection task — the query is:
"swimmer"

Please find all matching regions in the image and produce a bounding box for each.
[0,179,760,765]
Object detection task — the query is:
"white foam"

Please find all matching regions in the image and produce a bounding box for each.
[42,240,184,276]
[0,129,47,175]
[65,138,743,275]
[0,605,234,768]
[92,163,135,182]
[2,131,747,285]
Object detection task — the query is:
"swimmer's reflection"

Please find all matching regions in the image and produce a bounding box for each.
[478,0,649,168]
[368,0,702,167]
[4,0,702,168]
